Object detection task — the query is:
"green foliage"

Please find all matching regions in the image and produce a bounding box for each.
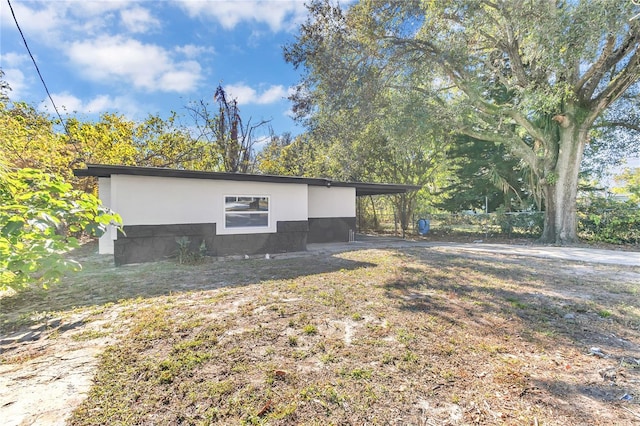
[302,324,318,335]
[0,101,74,178]
[286,22,455,226]
[587,91,640,176]
[256,133,314,176]
[438,135,538,213]
[577,196,640,244]
[175,237,207,265]
[494,207,544,237]
[0,166,121,291]
[67,112,210,186]
[67,113,138,168]
[613,168,640,204]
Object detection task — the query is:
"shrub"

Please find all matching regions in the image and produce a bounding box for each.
[0,167,121,291]
[577,196,640,244]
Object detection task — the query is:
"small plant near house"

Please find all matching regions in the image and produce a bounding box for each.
[175,237,207,264]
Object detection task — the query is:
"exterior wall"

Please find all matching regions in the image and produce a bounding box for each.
[113,221,308,265]
[209,220,308,257]
[114,223,215,265]
[103,174,310,263]
[308,186,355,218]
[308,217,356,243]
[307,186,356,243]
[98,178,114,254]
[110,174,308,232]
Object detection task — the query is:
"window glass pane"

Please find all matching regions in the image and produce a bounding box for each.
[255,197,268,211]
[225,213,269,228]
[225,196,269,212]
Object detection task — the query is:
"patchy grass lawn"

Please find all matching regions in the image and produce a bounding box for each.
[2,243,640,425]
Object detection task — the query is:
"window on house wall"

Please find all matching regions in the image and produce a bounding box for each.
[224,196,269,228]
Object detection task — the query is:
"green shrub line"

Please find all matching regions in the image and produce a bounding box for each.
[363,197,639,245]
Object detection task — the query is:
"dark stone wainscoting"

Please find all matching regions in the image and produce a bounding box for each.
[307,217,356,243]
[113,221,309,266]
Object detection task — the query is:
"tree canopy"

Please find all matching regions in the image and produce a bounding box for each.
[286,0,640,243]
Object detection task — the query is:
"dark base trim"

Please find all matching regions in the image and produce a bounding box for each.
[308,217,356,243]
[114,221,308,265]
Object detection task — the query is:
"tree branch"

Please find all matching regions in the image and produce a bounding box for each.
[574,35,616,96]
[503,25,529,88]
[580,32,640,102]
[587,47,640,124]
[594,121,640,132]
[459,126,538,172]
[503,108,548,143]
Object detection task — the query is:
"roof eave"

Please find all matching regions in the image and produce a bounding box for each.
[73,164,421,196]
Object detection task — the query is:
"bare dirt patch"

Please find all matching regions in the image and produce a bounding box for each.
[1,242,639,425]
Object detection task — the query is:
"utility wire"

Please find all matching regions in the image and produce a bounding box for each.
[6,0,69,135]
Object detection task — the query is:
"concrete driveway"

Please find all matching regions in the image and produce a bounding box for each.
[308,236,640,267]
[424,242,640,267]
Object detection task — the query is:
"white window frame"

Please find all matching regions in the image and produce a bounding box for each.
[223,195,270,230]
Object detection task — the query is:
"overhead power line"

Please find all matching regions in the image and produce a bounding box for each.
[6,0,68,133]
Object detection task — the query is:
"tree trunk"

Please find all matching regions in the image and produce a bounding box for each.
[393,193,415,240]
[540,122,588,244]
[369,195,379,229]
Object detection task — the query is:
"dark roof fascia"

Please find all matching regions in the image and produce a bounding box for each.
[73,164,420,196]
[332,181,422,196]
[74,164,329,186]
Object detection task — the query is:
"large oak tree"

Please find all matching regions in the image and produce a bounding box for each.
[287,0,640,243]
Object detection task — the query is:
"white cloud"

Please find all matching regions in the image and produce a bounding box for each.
[72,0,132,16]
[258,85,289,103]
[41,92,84,113]
[224,84,254,103]
[1,52,30,68]
[253,134,272,149]
[175,44,216,58]
[283,108,296,119]
[1,1,159,46]
[41,92,141,116]
[176,0,308,32]
[120,6,160,33]
[1,52,31,99]
[0,2,66,42]
[159,66,202,92]
[286,85,297,97]
[2,68,27,100]
[67,36,202,93]
[225,83,288,105]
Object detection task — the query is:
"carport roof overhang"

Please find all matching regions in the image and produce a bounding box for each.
[73,164,421,196]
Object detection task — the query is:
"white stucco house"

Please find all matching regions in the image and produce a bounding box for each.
[74,164,419,265]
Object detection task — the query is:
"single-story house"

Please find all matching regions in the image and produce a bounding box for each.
[74,164,420,265]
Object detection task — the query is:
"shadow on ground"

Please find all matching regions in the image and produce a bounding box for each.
[0,243,376,335]
[379,248,640,423]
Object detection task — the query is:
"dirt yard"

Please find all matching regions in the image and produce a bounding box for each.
[1,241,639,425]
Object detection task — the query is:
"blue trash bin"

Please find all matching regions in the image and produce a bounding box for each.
[417,218,430,236]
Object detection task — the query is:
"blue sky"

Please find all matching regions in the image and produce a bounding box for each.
[0,0,312,141]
